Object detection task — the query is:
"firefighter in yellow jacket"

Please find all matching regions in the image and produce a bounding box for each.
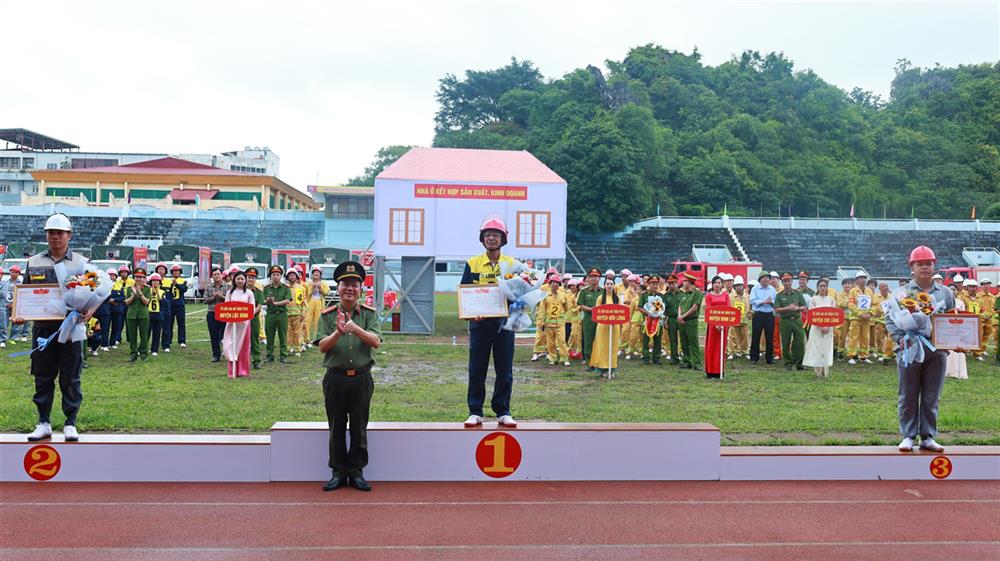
[565,278,582,358]
[531,266,561,362]
[847,271,876,364]
[975,278,995,357]
[305,265,331,341]
[834,278,851,358]
[540,273,570,366]
[727,275,750,359]
[960,279,988,360]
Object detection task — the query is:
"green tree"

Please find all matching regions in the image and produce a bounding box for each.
[346,145,413,186]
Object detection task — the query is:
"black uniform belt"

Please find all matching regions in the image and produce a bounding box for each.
[327,365,372,377]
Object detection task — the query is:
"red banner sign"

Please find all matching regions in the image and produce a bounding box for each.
[214,301,255,323]
[414,183,528,200]
[807,307,845,327]
[592,304,630,325]
[705,306,742,327]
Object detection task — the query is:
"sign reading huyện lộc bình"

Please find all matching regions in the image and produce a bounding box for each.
[214,301,255,323]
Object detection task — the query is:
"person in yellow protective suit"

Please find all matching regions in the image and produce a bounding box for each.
[624,275,644,358]
[727,275,750,359]
[960,278,986,361]
[539,274,570,365]
[975,278,995,357]
[285,268,306,355]
[305,265,331,342]
[833,278,851,359]
[619,275,639,359]
[847,271,876,364]
[871,282,892,362]
[564,279,582,358]
[866,278,880,357]
[616,269,632,298]
[531,266,561,362]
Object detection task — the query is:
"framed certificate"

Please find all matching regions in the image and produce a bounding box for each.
[457,284,509,319]
[12,284,66,321]
[931,314,980,350]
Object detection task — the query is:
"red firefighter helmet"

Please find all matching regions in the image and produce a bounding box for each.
[908,246,937,264]
[479,214,508,247]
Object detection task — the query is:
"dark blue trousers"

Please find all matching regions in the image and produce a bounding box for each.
[165,304,186,347]
[467,319,514,417]
[149,313,163,353]
[110,311,125,346]
[95,312,111,348]
[159,298,172,349]
[206,312,225,360]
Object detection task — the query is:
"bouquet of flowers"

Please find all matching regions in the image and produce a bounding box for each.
[495,261,544,332]
[43,266,113,344]
[643,294,666,337]
[884,290,944,367]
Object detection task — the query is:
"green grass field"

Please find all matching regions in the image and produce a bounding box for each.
[2,294,997,445]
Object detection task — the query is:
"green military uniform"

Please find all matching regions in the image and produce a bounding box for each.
[663,276,682,364]
[637,282,663,364]
[775,283,807,368]
[577,268,602,362]
[125,274,152,361]
[319,260,382,490]
[678,282,703,368]
[263,265,293,361]
[250,278,263,368]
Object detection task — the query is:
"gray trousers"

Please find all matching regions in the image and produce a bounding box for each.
[897,350,947,438]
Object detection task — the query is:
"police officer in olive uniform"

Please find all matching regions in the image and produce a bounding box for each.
[774,272,807,370]
[246,267,264,369]
[263,265,292,363]
[317,261,382,492]
[677,273,703,369]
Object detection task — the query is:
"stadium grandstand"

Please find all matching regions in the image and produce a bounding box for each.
[5,204,1000,281]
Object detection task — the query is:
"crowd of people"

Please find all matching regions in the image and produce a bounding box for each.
[520,265,998,381]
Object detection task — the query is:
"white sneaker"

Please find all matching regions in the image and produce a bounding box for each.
[20,336,28,342]
[463,415,484,427]
[898,437,914,451]
[564,361,571,366]
[863,358,873,364]
[63,425,79,442]
[498,415,517,427]
[179,343,187,348]
[151,352,158,357]
[530,353,540,362]
[295,352,302,357]
[113,344,119,349]
[920,438,944,452]
[27,422,52,442]
[101,347,110,352]
[164,348,171,353]
[91,350,99,357]
[0,342,5,348]
[976,356,985,362]
[727,354,734,360]
[848,358,857,365]
[624,354,631,360]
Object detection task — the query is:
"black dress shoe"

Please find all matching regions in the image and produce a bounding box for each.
[252,362,260,369]
[349,474,371,492]
[322,474,346,491]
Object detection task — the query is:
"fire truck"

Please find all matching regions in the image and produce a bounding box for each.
[670,245,762,290]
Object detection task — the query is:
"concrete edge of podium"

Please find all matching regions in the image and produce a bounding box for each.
[1,422,997,482]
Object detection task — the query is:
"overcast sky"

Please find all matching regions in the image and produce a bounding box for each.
[5,1,997,191]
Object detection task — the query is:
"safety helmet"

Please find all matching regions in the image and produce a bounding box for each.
[149,273,163,282]
[954,274,965,283]
[170,264,183,272]
[855,271,869,279]
[963,278,979,287]
[604,269,615,277]
[311,265,323,274]
[107,268,117,276]
[932,273,943,280]
[908,246,937,264]
[44,213,72,232]
[155,262,168,272]
[478,214,508,246]
[10,265,21,273]
[620,269,632,276]
[118,264,130,272]
[733,275,745,285]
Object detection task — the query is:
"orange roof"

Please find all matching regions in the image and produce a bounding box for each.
[377,147,564,184]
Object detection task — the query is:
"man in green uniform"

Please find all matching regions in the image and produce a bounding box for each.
[318,260,382,493]
[663,274,682,365]
[677,273,703,369]
[247,267,264,369]
[124,268,151,362]
[263,265,292,364]
[796,271,815,297]
[637,275,663,365]
[775,272,807,370]
[575,268,602,370]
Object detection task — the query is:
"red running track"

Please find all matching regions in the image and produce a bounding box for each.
[2,480,999,561]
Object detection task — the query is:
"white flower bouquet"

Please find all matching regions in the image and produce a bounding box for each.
[495,261,545,332]
[883,290,945,366]
[46,266,112,343]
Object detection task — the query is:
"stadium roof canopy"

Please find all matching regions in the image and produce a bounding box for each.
[0,128,79,151]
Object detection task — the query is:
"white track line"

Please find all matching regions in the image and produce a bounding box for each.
[4,499,999,507]
[5,541,1000,552]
